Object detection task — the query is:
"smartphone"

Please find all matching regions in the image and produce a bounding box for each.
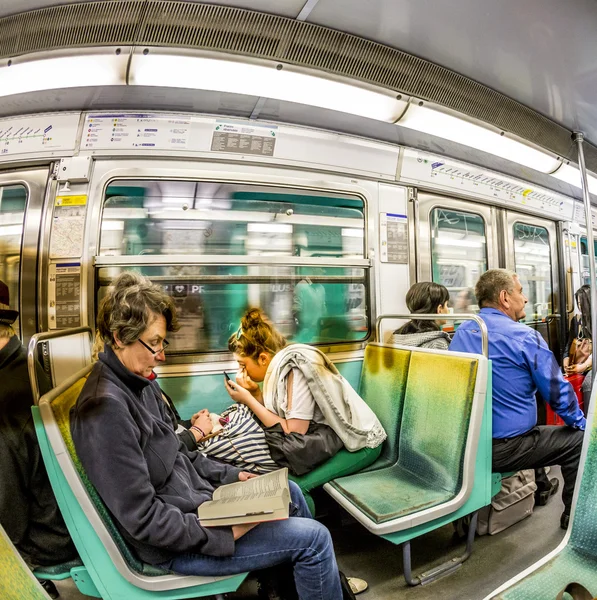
[224,372,232,382]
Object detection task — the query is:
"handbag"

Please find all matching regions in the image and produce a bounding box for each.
[571,337,592,367]
[198,405,278,473]
[264,422,344,476]
[556,583,596,600]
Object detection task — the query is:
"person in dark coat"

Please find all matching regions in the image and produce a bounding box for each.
[0,280,78,593]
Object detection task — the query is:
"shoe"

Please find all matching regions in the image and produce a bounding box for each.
[348,577,368,595]
[561,513,570,530]
[39,580,60,599]
[535,477,560,506]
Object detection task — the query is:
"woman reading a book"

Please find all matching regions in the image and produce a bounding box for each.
[71,272,346,600]
[225,308,386,475]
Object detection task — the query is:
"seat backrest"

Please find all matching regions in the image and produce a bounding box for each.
[570,404,597,556]
[49,375,166,577]
[359,344,411,466]
[0,523,50,600]
[398,351,478,494]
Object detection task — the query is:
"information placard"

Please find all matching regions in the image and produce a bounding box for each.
[50,195,87,259]
[380,212,408,263]
[48,263,81,330]
[400,149,574,220]
[0,113,79,158]
[83,113,192,151]
[211,120,277,156]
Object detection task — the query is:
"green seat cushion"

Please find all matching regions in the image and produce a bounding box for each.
[329,465,452,524]
[53,378,166,577]
[359,345,411,469]
[34,557,83,579]
[0,525,49,600]
[290,445,382,493]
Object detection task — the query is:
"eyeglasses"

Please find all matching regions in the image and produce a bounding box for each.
[138,338,169,356]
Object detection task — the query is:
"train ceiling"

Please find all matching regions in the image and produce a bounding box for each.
[0,0,595,199]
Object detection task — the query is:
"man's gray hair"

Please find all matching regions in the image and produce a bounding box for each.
[97,271,180,347]
[0,323,14,340]
[475,269,518,308]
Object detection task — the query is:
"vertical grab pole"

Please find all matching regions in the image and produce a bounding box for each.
[573,132,597,385]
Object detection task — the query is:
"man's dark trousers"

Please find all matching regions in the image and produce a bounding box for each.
[492,425,584,515]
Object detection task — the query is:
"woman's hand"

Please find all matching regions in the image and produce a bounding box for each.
[235,369,260,394]
[566,363,585,375]
[563,357,570,372]
[190,409,213,441]
[238,471,258,481]
[225,379,255,405]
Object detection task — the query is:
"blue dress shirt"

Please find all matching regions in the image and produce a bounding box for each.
[450,307,586,438]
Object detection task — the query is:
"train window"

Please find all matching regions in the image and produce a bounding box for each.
[513,223,553,323]
[0,184,27,335]
[97,181,368,354]
[430,208,486,312]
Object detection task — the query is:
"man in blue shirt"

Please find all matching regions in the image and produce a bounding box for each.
[450,269,585,529]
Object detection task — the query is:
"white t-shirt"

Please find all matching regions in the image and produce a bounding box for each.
[283,368,325,423]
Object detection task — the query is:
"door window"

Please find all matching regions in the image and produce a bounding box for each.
[513,223,553,323]
[0,185,27,335]
[579,237,597,286]
[430,208,487,313]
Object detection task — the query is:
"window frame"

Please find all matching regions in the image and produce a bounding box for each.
[92,174,372,363]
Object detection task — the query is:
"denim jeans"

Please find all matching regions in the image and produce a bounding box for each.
[159,481,342,600]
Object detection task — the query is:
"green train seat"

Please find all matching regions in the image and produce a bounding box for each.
[34,365,247,599]
[486,391,597,599]
[287,344,411,512]
[0,522,54,600]
[325,343,493,586]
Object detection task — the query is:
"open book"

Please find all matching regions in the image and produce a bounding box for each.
[198,468,290,527]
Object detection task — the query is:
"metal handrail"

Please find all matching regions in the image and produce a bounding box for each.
[27,326,93,406]
[375,313,489,358]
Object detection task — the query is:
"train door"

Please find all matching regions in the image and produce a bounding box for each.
[415,193,500,311]
[0,167,50,342]
[502,212,560,356]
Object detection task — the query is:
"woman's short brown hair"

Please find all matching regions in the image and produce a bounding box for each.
[97,272,179,347]
[228,308,287,360]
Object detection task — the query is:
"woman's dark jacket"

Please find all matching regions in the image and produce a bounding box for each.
[71,346,242,565]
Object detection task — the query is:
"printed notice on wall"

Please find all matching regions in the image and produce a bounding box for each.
[83,113,192,150]
[0,113,80,159]
[50,195,87,258]
[48,263,81,329]
[380,213,408,263]
[211,121,277,156]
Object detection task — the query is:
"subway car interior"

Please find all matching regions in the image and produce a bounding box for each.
[1,1,597,599]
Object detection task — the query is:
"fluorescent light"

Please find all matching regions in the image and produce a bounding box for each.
[397,103,562,173]
[130,53,408,122]
[0,53,127,96]
[101,220,125,231]
[551,163,597,195]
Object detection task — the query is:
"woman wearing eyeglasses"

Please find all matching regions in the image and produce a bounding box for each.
[71,272,346,600]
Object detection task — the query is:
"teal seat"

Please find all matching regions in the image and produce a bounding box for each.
[289,344,410,512]
[35,366,247,599]
[0,522,52,600]
[487,394,597,599]
[325,344,493,586]
[327,349,481,528]
[34,557,84,581]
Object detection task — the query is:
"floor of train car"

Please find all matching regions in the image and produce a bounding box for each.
[54,468,565,600]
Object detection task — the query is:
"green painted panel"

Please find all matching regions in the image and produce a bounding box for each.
[160,359,364,420]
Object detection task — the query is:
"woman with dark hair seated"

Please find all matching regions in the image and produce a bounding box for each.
[391,281,451,349]
[71,272,347,600]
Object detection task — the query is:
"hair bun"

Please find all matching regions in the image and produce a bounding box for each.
[242,308,265,329]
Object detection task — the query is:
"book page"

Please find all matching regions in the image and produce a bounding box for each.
[213,468,288,503]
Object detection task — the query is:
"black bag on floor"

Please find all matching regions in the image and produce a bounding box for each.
[556,583,596,599]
